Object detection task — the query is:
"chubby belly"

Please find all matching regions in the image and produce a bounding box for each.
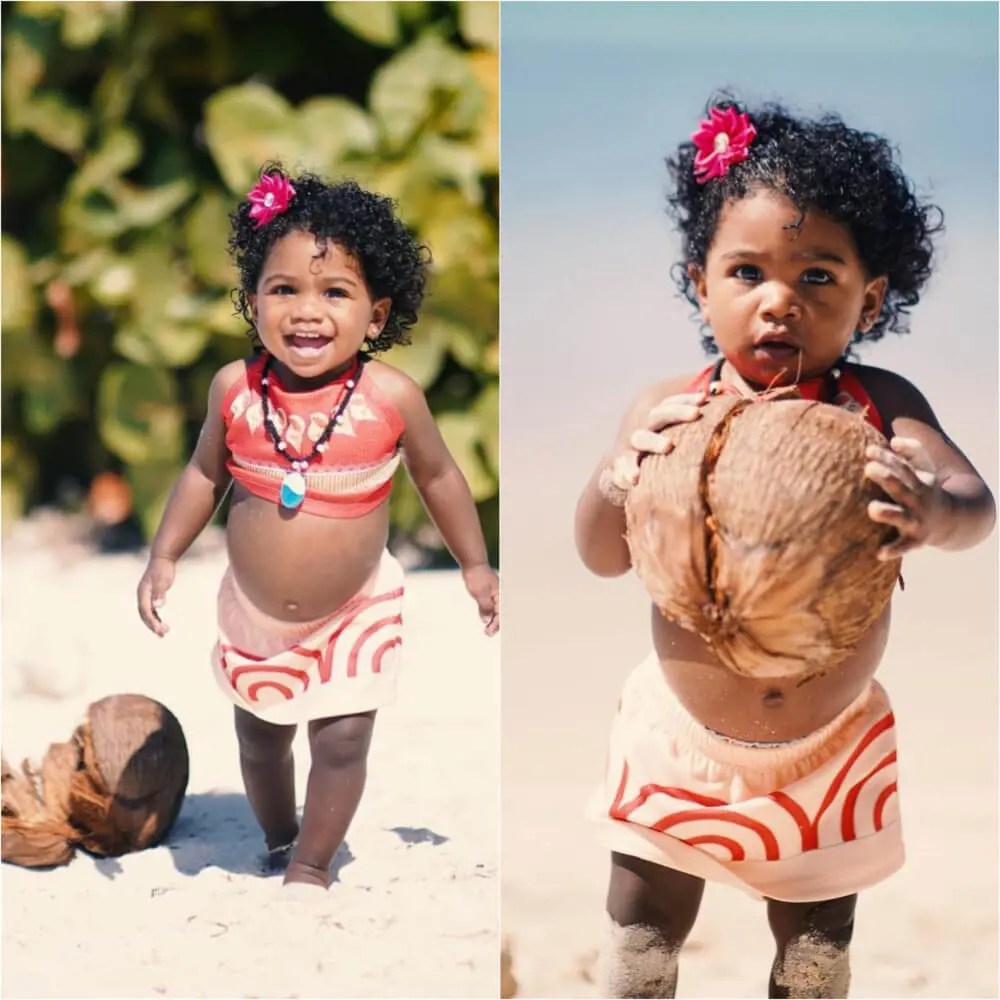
[225,485,390,621]
[652,604,892,743]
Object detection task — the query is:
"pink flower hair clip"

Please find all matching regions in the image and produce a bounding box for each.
[691,106,757,184]
[247,172,296,228]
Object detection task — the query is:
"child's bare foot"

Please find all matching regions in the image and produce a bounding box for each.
[273,712,373,889]
[283,858,331,890]
[234,708,300,854]
[263,838,298,874]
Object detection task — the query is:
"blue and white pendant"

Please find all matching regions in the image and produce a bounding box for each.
[279,466,307,509]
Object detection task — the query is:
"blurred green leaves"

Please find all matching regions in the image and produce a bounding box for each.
[327,1,402,48]
[98,362,184,465]
[204,85,380,193]
[3,236,38,333]
[1,1,498,561]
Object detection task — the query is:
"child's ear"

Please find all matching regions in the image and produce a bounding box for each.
[369,298,392,339]
[859,276,888,332]
[247,293,258,323]
[688,264,710,323]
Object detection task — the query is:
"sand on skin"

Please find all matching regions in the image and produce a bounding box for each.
[2,518,499,1000]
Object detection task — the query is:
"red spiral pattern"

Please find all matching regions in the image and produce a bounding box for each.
[608,712,899,863]
[219,588,404,710]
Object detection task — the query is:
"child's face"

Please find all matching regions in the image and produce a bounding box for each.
[690,189,887,386]
[248,229,390,380]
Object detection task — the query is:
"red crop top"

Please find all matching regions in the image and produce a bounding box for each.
[221,355,405,518]
[687,361,884,434]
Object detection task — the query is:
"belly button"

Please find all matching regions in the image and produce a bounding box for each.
[762,688,785,708]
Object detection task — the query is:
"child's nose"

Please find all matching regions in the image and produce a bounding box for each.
[292,293,323,320]
[759,282,801,322]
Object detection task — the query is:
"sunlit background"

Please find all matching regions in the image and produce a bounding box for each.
[2,0,499,564]
[500,3,998,997]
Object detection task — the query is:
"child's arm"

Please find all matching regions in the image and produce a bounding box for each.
[575,376,706,578]
[137,362,242,636]
[861,366,996,556]
[372,365,499,635]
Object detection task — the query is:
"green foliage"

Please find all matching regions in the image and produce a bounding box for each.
[1,1,499,562]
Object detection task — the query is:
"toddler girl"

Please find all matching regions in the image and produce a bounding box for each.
[138,168,499,890]
[577,100,995,997]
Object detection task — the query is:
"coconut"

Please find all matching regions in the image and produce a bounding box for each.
[625,393,900,680]
[1,694,189,868]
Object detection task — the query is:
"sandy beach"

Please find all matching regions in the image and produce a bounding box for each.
[2,515,499,1000]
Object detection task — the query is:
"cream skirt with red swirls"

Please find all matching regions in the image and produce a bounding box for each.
[211,551,405,724]
[587,653,904,902]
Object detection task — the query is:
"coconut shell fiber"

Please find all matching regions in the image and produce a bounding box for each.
[2,694,189,868]
[625,394,900,680]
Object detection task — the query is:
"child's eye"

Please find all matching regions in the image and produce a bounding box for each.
[324,287,348,298]
[272,284,294,295]
[732,264,762,283]
[802,269,835,286]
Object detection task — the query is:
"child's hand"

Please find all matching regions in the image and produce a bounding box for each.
[137,556,177,637]
[462,564,499,637]
[601,391,710,502]
[865,437,946,559]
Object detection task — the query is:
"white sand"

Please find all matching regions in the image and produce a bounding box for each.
[2,517,499,999]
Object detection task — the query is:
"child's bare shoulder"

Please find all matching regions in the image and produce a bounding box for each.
[215,359,249,390]
[206,359,249,406]
[361,358,425,414]
[848,363,940,427]
[363,358,418,396]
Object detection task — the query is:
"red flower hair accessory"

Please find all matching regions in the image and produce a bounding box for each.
[247,173,296,228]
[691,106,757,184]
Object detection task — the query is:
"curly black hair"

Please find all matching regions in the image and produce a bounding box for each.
[666,96,944,355]
[227,165,429,354]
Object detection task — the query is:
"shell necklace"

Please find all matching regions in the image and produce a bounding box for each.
[259,354,363,510]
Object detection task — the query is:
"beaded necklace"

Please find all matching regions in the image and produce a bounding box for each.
[259,353,364,510]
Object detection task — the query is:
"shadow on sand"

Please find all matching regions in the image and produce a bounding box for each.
[84,796,449,883]
[86,791,356,882]
[387,826,450,847]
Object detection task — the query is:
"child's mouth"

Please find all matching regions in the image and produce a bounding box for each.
[285,333,332,356]
[753,338,801,362]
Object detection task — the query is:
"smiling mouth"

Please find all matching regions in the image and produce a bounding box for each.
[285,332,332,351]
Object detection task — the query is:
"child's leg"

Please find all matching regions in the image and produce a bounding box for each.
[766,895,856,999]
[233,707,299,851]
[283,710,376,888]
[600,851,706,998]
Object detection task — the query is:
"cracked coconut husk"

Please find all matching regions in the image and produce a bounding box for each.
[2,694,189,868]
[625,393,900,681]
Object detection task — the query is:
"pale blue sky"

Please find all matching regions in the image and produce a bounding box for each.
[501,2,996,56]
